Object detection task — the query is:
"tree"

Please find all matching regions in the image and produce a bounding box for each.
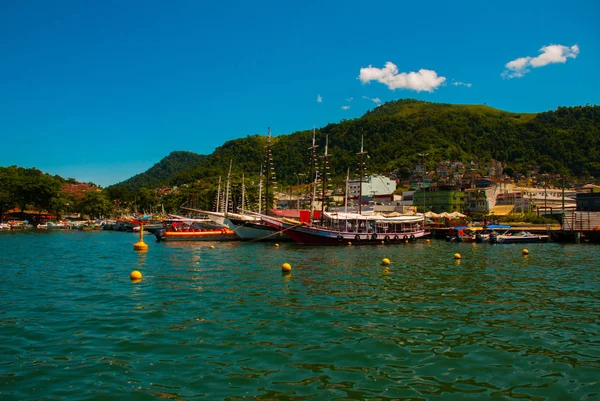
[78,191,112,219]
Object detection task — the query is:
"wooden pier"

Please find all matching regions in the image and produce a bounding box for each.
[428,215,600,244]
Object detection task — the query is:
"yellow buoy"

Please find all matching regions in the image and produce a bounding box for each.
[522,249,529,255]
[275,243,280,247]
[210,245,215,249]
[381,240,385,245]
[281,263,292,272]
[454,253,462,259]
[426,239,431,244]
[130,270,142,280]
[381,258,391,266]
[348,241,352,246]
[133,225,148,252]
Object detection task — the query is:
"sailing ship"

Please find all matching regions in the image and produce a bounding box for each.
[258,211,426,245]
[191,128,287,241]
[254,134,427,245]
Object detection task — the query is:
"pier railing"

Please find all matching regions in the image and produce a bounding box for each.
[561,211,600,231]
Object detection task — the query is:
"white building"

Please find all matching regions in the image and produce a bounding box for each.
[348,174,396,199]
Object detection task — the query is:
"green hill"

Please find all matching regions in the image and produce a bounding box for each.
[107,100,600,194]
[111,151,207,191]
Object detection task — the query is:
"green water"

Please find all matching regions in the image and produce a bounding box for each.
[1,230,598,400]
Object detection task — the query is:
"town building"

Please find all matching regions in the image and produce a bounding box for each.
[414,185,465,213]
[347,174,396,201]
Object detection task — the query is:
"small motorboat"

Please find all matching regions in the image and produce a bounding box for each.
[489,230,549,244]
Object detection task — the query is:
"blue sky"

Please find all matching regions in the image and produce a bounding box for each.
[1,0,597,187]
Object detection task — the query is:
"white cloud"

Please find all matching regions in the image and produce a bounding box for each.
[452,81,472,88]
[362,95,382,104]
[317,94,323,103]
[359,62,446,92]
[341,105,351,110]
[502,44,579,79]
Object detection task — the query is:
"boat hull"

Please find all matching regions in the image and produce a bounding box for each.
[283,228,427,245]
[155,229,239,242]
[490,232,549,244]
[259,214,427,245]
[226,218,289,241]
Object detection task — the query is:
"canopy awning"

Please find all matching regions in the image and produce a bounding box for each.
[488,205,514,216]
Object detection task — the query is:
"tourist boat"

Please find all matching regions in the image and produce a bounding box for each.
[154,217,239,242]
[446,226,492,243]
[489,230,549,244]
[257,211,427,245]
[250,133,429,245]
[155,224,238,242]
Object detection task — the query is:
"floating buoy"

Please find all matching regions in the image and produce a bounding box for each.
[133,225,148,252]
[381,241,385,245]
[210,245,215,249]
[281,263,292,272]
[130,270,142,280]
[522,249,529,255]
[381,258,391,266]
[275,243,280,247]
[426,239,431,244]
[454,253,462,259]
[348,241,352,246]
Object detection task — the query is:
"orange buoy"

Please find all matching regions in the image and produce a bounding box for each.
[130,270,142,280]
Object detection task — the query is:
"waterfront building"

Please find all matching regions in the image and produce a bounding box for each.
[347,174,396,201]
[414,185,465,213]
[576,188,600,211]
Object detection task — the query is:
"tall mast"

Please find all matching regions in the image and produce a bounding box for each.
[264,127,274,215]
[224,159,232,216]
[241,173,245,213]
[344,168,350,213]
[309,126,319,222]
[216,176,222,213]
[258,165,263,214]
[357,135,367,215]
[320,135,330,218]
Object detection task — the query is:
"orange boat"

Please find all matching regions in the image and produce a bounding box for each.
[155,226,239,242]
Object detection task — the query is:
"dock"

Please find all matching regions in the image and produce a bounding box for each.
[428,222,600,244]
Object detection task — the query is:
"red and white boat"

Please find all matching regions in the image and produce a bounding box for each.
[155,225,238,242]
[154,217,239,242]
[258,211,428,245]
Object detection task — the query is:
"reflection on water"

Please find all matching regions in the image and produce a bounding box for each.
[0,231,598,400]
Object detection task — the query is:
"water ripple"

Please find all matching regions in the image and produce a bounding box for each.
[0,232,598,400]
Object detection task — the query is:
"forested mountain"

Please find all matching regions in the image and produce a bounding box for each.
[107,100,600,195]
[112,151,207,191]
[3,100,598,217]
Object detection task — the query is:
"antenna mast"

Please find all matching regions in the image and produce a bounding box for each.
[357,135,367,215]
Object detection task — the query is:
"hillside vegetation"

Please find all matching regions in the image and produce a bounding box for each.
[105,99,599,197]
[3,100,599,218]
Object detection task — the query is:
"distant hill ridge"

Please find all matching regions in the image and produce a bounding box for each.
[108,99,600,191]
